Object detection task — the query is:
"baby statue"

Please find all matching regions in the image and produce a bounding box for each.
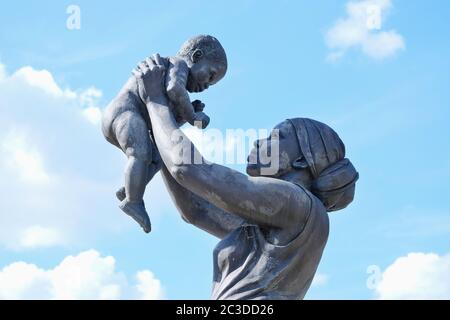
[102,35,228,233]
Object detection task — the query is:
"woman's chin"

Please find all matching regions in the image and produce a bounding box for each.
[246,164,260,176]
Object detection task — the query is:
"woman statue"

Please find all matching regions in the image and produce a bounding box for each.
[134,55,358,300]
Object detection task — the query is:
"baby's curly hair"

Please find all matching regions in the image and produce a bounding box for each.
[178,35,227,67]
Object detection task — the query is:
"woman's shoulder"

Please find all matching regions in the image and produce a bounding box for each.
[287,182,326,214]
[257,181,329,246]
[284,182,329,238]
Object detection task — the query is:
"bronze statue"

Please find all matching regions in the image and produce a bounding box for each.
[128,54,359,300]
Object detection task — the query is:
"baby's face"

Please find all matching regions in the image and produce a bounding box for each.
[187,58,226,93]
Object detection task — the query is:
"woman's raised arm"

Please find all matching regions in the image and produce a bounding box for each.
[160,165,244,239]
[135,55,309,230]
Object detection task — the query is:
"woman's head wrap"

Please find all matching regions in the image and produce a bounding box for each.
[287,118,359,212]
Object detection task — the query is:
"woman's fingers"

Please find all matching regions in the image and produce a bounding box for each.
[148,55,166,74]
[134,54,165,77]
[132,68,142,77]
[145,57,156,71]
[138,60,149,73]
[133,54,166,96]
[152,53,163,66]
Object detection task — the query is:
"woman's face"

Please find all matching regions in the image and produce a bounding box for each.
[246,120,302,177]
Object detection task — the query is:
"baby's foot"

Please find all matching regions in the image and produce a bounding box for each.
[119,199,151,233]
[116,187,126,202]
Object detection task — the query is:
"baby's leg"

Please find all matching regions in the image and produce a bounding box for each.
[116,132,162,202]
[116,162,160,202]
[112,111,153,233]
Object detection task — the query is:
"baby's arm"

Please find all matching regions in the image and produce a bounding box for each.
[166,58,197,124]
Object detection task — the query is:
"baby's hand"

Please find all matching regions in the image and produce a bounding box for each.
[192,100,205,113]
[192,112,210,129]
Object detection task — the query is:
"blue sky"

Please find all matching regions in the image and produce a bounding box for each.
[0,0,449,299]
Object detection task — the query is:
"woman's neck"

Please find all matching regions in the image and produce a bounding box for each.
[279,170,312,191]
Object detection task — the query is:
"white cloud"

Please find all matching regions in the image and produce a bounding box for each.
[325,0,405,61]
[82,106,103,125]
[0,62,6,81]
[135,270,165,300]
[312,273,329,287]
[361,30,405,59]
[0,250,164,300]
[1,130,52,185]
[376,252,450,299]
[19,226,63,249]
[79,87,102,107]
[79,87,103,125]
[11,66,76,98]
[0,61,155,249]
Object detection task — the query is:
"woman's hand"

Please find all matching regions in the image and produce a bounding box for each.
[133,54,166,104]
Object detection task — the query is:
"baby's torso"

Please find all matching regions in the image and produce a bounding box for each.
[102,56,185,134]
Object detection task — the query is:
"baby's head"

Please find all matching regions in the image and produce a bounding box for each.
[178,35,227,93]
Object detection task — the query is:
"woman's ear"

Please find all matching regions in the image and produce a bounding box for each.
[191,49,204,63]
[292,156,308,170]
